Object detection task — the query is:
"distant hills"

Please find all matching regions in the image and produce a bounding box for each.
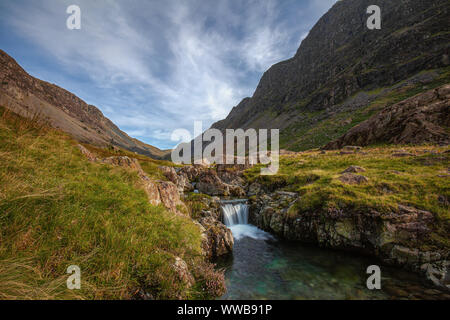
[0,49,170,159]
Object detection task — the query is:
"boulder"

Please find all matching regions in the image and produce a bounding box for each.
[160,166,193,193]
[338,173,369,185]
[198,216,234,260]
[102,156,144,173]
[341,165,366,174]
[76,144,97,162]
[157,181,188,215]
[196,170,230,196]
[172,257,194,289]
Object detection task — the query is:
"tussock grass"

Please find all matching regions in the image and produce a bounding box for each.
[0,107,219,300]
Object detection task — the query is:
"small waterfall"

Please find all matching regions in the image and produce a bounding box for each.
[221,201,249,226]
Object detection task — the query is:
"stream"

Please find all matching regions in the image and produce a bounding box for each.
[218,200,449,300]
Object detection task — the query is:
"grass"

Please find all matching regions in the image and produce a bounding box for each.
[184,193,213,220]
[281,67,450,151]
[0,107,222,300]
[245,145,450,250]
[79,144,178,180]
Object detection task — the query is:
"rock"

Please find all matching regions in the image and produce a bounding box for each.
[341,165,366,174]
[102,156,144,173]
[198,217,234,260]
[275,191,298,197]
[76,144,97,162]
[160,166,193,193]
[141,178,161,206]
[392,152,415,157]
[338,173,369,185]
[172,257,194,288]
[421,261,450,289]
[157,181,188,215]
[248,183,262,196]
[229,185,246,197]
[248,175,447,290]
[343,146,361,151]
[196,170,230,196]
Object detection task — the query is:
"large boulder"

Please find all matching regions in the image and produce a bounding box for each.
[160,166,193,193]
[196,170,230,196]
[198,216,234,260]
[172,257,195,289]
[102,156,144,173]
[338,173,369,185]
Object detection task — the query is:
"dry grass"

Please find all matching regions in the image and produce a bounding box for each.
[0,107,221,300]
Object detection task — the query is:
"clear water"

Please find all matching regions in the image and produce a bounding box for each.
[219,203,449,300]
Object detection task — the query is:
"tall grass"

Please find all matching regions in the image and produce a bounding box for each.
[0,107,220,299]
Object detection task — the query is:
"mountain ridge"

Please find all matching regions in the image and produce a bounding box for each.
[0,49,170,159]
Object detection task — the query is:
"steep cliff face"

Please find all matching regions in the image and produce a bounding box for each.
[211,0,450,151]
[0,49,169,159]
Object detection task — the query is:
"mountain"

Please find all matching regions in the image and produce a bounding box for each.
[211,0,450,151]
[0,49,170,159]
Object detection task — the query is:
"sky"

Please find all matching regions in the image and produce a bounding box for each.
[0,0,337,149]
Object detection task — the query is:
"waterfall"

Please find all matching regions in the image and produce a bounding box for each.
[221,201,249,226]
[221,200,272,241]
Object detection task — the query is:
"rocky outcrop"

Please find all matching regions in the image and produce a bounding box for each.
[198,213,234,261]
[163,164,247,198]
[250,192,449,289]
[185,194,234,260]
[338,173,369,185]
[77,147,188,216]
[159,166,193,194]
[172,257,195,289]
[325,85,450,149]
[0,50,169,159]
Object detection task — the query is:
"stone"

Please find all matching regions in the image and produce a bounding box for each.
[248,183,262,196]
[198,217,234,260]
[76,144,97,162]
[157,181,188,215]
[341,165,366,174]
[160,166,193,193]
[172,257,194,288]
[102,156,144,173]
[338,173,369,185]
[392,152,415,157]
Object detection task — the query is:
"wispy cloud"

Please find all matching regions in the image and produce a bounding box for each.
[0,0,337,149]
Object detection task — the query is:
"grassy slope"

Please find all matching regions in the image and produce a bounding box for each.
[0,107,219,300]
[245,145,450,250]
[280,67,450,151]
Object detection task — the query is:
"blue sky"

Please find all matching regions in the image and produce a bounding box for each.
[0,0,337,149]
